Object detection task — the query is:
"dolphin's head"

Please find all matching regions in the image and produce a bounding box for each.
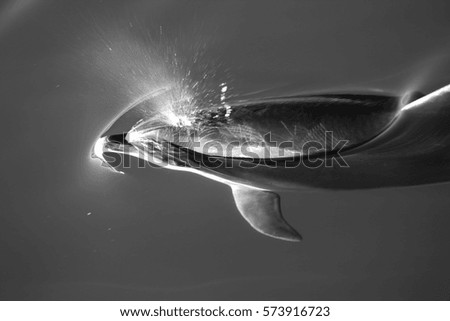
[92,87,202,172]
[92,82,251,173]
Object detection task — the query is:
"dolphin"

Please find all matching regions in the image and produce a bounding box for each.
[92,84,450,241]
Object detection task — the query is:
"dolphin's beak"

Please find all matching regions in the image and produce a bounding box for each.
[91,92,159,170]
[91,132,142,173]
[91,88,177,173]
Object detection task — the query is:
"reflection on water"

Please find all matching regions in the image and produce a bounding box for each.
[1,0,450,299]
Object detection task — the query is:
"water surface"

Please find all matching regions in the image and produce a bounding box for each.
[1,0,450,299]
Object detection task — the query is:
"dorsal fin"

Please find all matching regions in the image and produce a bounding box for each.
[231,185,302,242]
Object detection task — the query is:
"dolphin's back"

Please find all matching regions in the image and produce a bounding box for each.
[189,93,407,159]
[179,87,450,190]
[231,94,400,151]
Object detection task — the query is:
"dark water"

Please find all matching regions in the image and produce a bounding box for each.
[1,0,450,300]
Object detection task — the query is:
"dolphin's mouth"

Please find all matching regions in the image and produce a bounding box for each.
[92,128,184,172]
[92,132,141,173]
[93,133,133,156]
[107,133,133,147]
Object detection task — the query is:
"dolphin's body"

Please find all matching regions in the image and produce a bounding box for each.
[93,84,450,241]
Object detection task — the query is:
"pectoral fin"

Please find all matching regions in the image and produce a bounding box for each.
[231,185,302,242]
